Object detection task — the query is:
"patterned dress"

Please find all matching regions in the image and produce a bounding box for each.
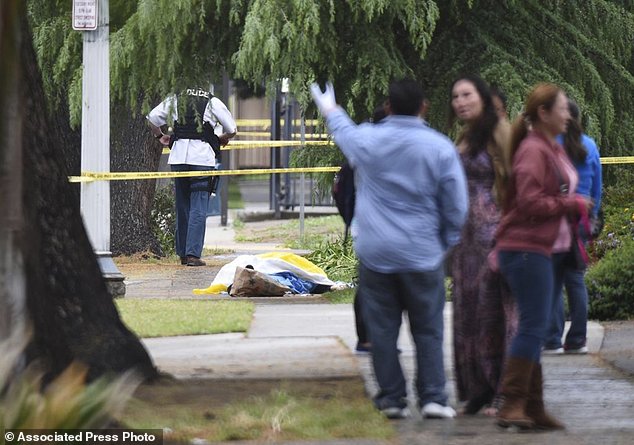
[451,149,518,404]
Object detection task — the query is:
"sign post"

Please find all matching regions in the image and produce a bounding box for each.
[74,0,125,297]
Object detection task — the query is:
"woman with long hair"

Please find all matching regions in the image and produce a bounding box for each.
[448,75,516,416]
[544,99,602,354]
[494,83,591,430]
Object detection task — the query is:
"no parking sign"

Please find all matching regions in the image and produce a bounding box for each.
[72,0,98,31]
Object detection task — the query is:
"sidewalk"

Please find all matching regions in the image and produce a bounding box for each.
[134,187,634,443]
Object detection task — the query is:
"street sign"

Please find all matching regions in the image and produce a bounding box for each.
[72,0,98,31]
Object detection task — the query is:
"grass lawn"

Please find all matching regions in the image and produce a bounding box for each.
[234,215,346,250]
[121,378,393,443]
[227,178,244,209]
[115,299,254,338]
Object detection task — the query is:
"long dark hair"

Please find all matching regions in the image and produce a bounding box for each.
[563,99,587,163]
[448,75,499,156]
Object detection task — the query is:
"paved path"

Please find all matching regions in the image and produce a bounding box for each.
[141,299,634,444]
[134,192,634,443]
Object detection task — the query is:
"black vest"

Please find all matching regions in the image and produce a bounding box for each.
[171,88,221,157]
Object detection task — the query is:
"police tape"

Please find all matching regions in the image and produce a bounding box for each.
[236,118,321,127]
[68,166,342,183]
[70,156,634,183]
[161,140,333,154]
[598,156,634,164]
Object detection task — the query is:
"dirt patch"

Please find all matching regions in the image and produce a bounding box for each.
[120,376,386,443]
[132,376,368,408]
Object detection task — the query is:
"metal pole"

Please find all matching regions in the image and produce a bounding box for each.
[283,98,293,210]
[79,0,125,297]
[270,90,281,218]
[299,114,305,242]
[220,71,230,227]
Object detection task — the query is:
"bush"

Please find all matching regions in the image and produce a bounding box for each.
[589,166,634,261]
[586,239,634,320]
[150,185,176,256]
[306,237,357,283]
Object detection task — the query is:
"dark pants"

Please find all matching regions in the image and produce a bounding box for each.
[171,164,212,258]
[354,288,368,344]
[359,262,448,410]
[546,252,588,349]
[498,251,554,362]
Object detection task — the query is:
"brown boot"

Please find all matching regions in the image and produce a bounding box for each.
[496,357,535,429]
[525,364,565,430]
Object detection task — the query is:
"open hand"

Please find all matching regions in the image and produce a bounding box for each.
[310,82,337,117]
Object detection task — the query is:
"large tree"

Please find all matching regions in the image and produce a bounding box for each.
[1,0,157,381]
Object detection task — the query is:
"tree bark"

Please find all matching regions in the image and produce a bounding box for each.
[1,2,158,381]
[110,99,164,257]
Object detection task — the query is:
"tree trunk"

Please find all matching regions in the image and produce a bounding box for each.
[110,99,164,257]
[1,1,158,381]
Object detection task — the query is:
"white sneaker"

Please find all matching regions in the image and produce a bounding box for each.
[564,345,588,354]
[542,347,564,355]
[421,402,456,419]
[380,406,411,419]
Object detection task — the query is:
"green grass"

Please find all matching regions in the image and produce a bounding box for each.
[234,215,345,250]
[324,287,355,304]
[122,380,394,443]
[115,299,254,337]
[227,178,244,209]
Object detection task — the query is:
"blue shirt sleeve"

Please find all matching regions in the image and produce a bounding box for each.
[438,149,469,249]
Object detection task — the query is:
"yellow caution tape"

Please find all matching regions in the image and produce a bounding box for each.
[160,140,332,154]
[237,131,330,138]
[68,166,341,183]
[236,118,321,126]
[600,156,634,164]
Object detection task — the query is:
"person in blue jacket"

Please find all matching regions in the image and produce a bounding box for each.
[544,99,602,354]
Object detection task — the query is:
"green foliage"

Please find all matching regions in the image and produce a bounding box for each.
[28,1,634,164]
[589,166,634,260]
[234,0,438,118]
[420,0,634,158]
[0,335,137,430]
[587,239,634,320]
[289,142,344,199]
[150,185,176,256]
[306,238,357,283]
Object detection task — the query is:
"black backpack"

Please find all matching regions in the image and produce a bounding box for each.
[332,161,356,241]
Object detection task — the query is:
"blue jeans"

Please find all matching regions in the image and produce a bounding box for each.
[498,251,554,362]
[171,164,212,258]
[359,262,447,410]
[546,253,588,349]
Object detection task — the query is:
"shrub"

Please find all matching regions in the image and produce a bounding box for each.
[306,238,357,283]
[0,335,138,430]
[589,166,634,261]
[586,239,634,320]
[150,185,176,256]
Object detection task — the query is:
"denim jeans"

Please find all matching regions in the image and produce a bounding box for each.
[171,164,212,258]
[546,252,588,349]
[359,262,448,410]
[498,251,554,362]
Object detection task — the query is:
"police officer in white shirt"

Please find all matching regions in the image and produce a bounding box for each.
[147,87,237,266]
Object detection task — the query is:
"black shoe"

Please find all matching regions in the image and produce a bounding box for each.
[180,257,188,265]
[186,256,206,267]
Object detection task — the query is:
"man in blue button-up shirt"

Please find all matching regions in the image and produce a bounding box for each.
[311,79,468,419]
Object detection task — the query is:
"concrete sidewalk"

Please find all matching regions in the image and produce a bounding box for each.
[136,186,634,443]
[142,298,634,443]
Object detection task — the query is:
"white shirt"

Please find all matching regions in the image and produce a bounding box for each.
[147,95,237,166]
